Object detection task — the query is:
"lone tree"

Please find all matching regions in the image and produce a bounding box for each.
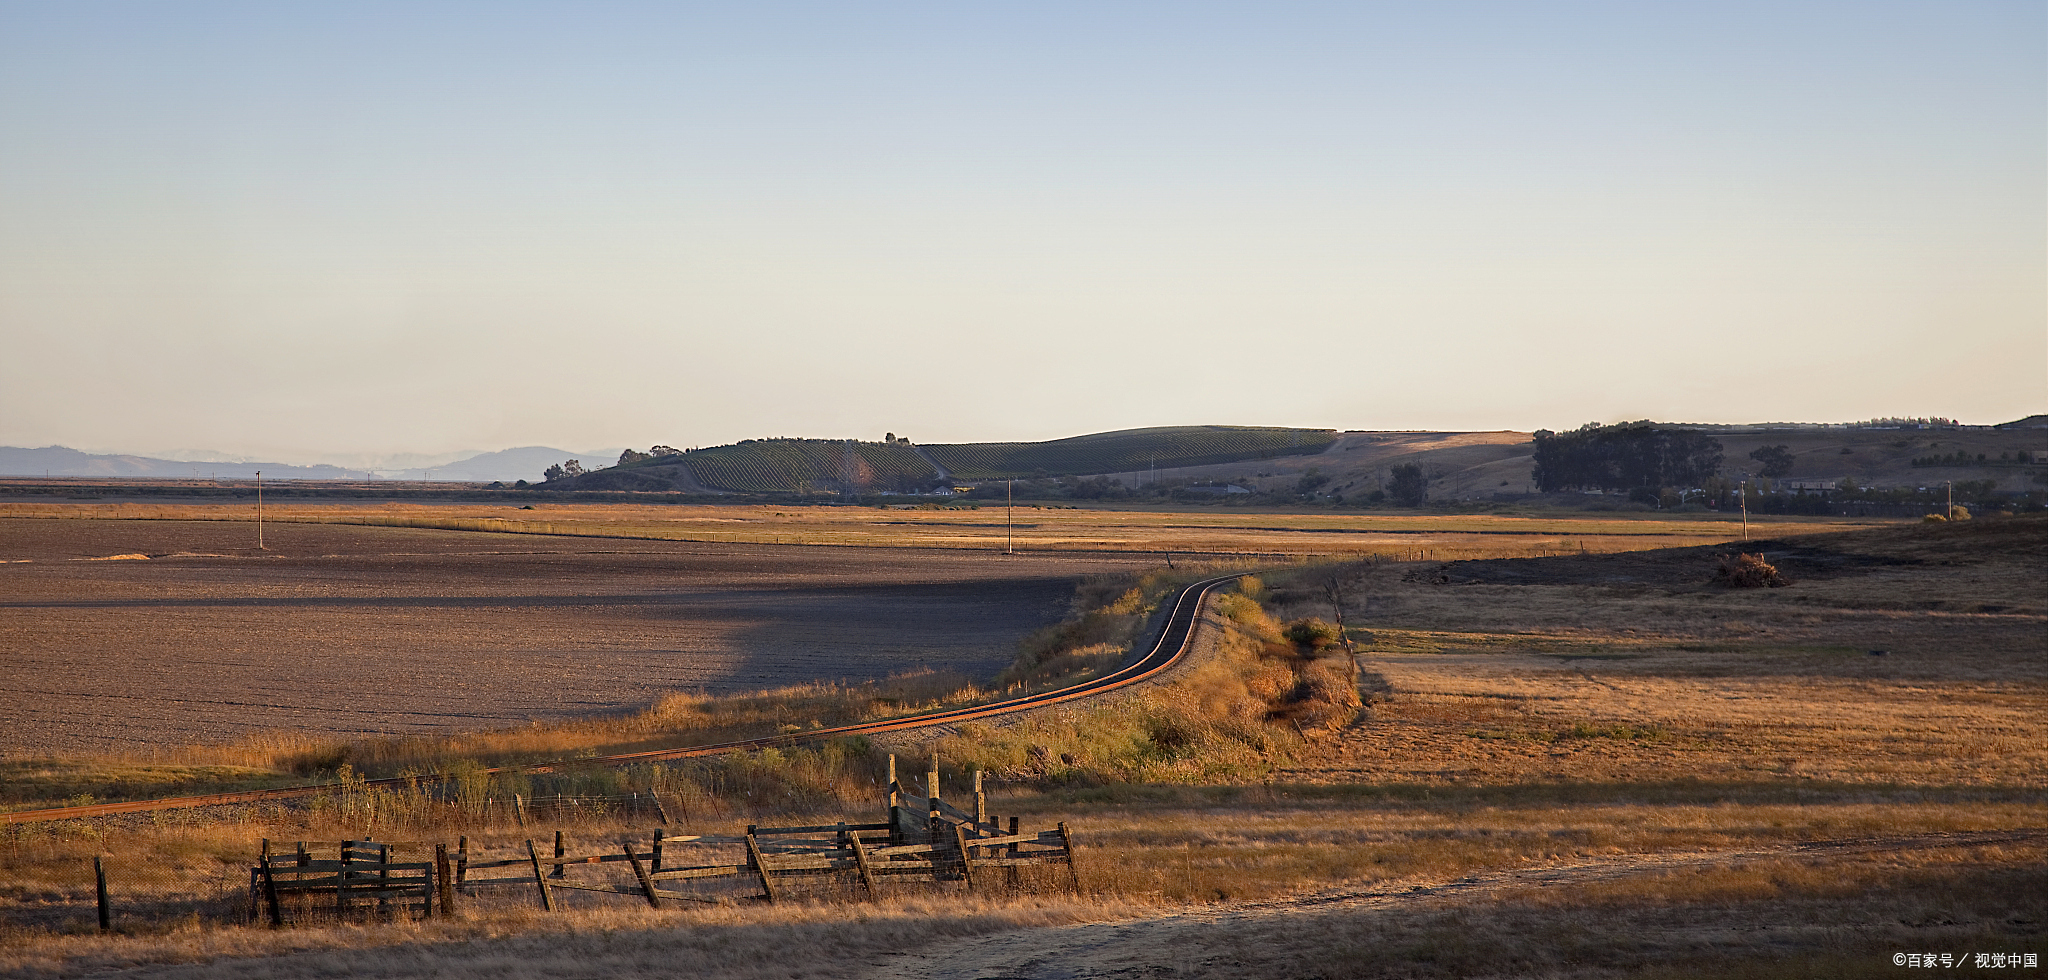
[1748,445,1795,478]
[1387,464,1427,507]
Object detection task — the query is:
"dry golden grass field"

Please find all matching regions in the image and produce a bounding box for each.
[0,499,1871,557]
[1,508,2041,979]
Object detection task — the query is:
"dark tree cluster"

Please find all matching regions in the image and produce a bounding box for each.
[1386,464,1428,506]
[1748,445,1796,477]
[1531,422,1723,492]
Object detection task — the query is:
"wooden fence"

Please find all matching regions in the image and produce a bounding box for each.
[248,839,452,926]
[240,756,1076,922]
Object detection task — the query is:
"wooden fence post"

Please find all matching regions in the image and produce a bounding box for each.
[973,768,986,828]
[525,840,555,912]
[886,755,901,845]
[847,832,879,901]
[651,834,663,873]
[926,765,941,848]
[375,842,392,915]
[624,843,663,909]
[1058,822,1081,892]
[434,844,457,918]
[514,794,527,828]
[338,841,353,916]
[253,842,283,928]
[951,824,980,891]
[744,833,779,904]
[1006,816,1021,889]
[251,839,269,923]
[93,856,110,933]
[456,836,469,891]
[552,830,566,879]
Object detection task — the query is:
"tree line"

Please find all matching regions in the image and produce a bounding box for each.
[1531,422,1724,492]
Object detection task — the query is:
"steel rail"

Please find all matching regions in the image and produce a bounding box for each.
[1,573,1240,825]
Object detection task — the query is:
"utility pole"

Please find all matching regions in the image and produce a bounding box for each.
[1739,479,1748,541]
[256,471,265,550]
[1005,479,1014,555]
[1947,480,1953,519]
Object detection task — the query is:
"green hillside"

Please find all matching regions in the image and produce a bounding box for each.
[679,439,936,494]
[923,426,1338,480]
[572,425,1338,493]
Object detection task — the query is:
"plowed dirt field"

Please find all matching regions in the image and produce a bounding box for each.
[0,519,1151,756]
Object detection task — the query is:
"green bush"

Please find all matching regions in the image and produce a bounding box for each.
[1282,618,1343,651]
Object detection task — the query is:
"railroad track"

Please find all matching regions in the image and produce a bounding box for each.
[0,573,1238,825]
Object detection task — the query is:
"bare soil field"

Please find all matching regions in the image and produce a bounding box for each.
[0,518,1153,757]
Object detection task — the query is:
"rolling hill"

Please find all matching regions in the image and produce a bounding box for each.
[547,426,1341,493]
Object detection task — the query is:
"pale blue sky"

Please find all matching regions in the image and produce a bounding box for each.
[2,1,2041,460]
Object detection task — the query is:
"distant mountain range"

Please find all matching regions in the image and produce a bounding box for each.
[0,446,617,483]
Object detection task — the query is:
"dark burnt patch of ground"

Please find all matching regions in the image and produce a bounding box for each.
[1432,514,2048,592]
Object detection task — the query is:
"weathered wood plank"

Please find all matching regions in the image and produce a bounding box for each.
[934,798,979,826]
[848,833,878,900]
[548,881,646,897]
[758,854,853,872]
[452,876,548,889]
[745,834,778,904]
[263,860,436,872]
[624,843,663,910]
[749,822,890,835]
[952,824,980,891]
[525,839,555,912]
[974,856,1073,868]
[648,865,750,881]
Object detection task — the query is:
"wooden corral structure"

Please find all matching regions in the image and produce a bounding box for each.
[244,756,1076,924]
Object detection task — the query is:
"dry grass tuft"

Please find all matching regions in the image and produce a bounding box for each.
[1715,551,1789,587]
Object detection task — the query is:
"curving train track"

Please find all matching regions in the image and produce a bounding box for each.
[0,572,1238,825]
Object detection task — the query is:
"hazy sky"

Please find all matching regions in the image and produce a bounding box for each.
[2,1,2042,460]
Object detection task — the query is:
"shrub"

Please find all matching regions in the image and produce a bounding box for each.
[1715,552,1789,588]
[1282,618,1343,651]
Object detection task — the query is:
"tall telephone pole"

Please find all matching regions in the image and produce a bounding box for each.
[256,471,265,550]
[1005,479,1014,555]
